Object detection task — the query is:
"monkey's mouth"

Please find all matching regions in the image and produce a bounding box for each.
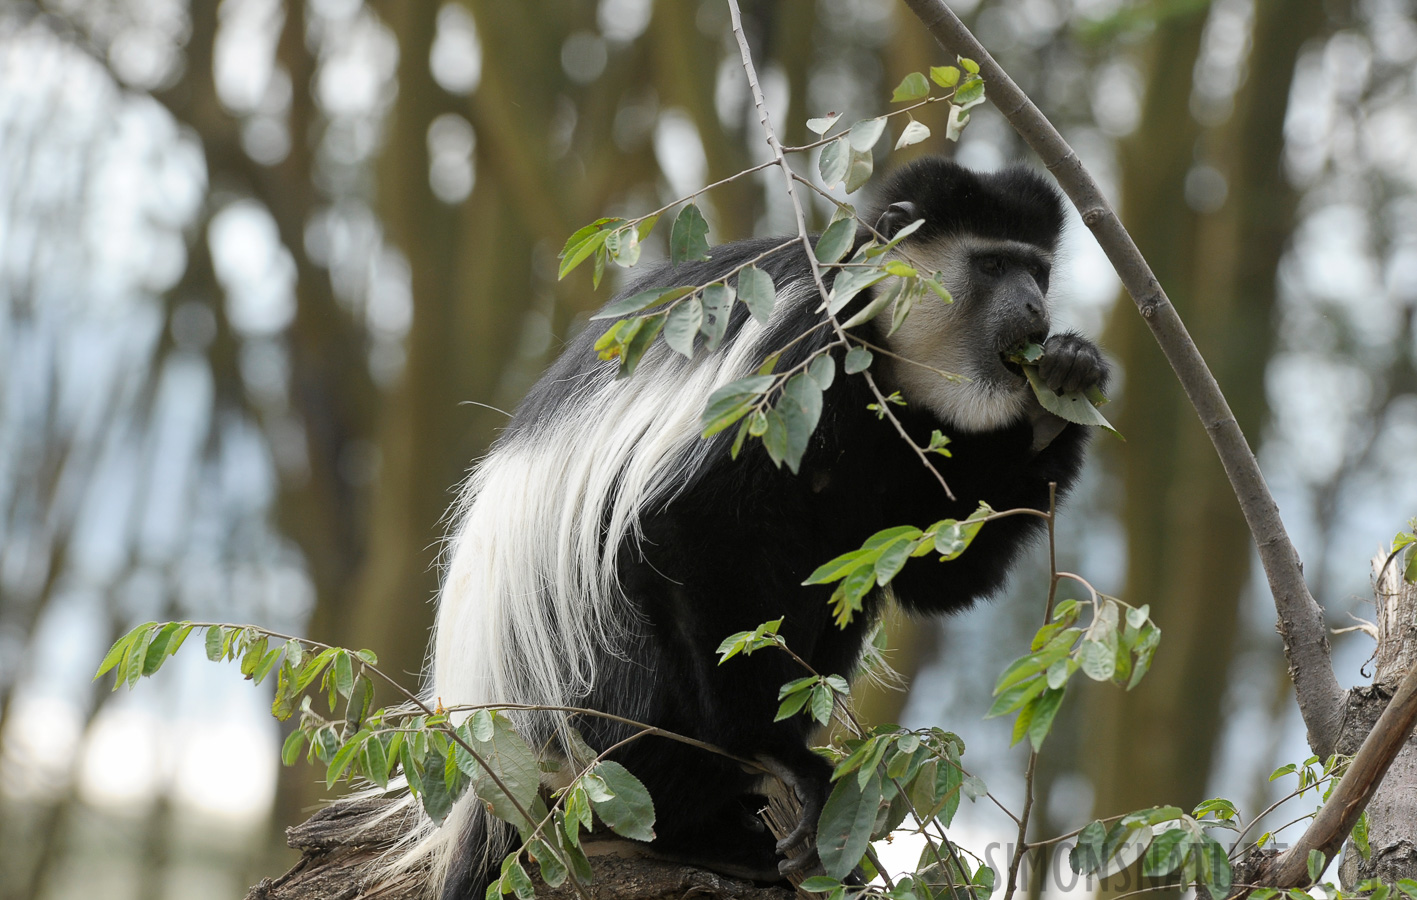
[998,353,1026,381]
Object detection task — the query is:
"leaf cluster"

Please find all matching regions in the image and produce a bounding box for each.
[987,595,1159,751]
[802,504,992,627]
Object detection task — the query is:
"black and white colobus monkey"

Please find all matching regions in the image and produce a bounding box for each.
[410,157,1108,898]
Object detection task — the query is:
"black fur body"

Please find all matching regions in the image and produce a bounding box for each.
[430,158,1108,897]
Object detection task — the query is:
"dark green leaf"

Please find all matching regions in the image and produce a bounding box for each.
[844,147,874,194]
[774,373,823,474]
[891,72,930,102]
[819,137,850,188]
[142,622,182,676]
[1198,836,1233,898]
[588,761,656,842]
[1070,820,1108,874]
[1022,366,1121,437]
[775,689,812,722]
[815,218,857,266]
[827,266,889,316]
[818,771,882,879]
[420,747,454,824]
[738,265,776,324]
[844,346,873,374]
[800,876,841,893]
[529,838,568,888]
[700,284,734,352]
[1027,687,1065,751]
[364,734,390,788]
[664,297,703,358]
[700,374,774,438]
[617,313,666,378]
[501,856,536,900]
[281,729,307,767]
[333,649,354,698]
[326,731,366,788]
[809,684,835,726]
[1141,828,1188,878]
[590,284,694,321]
[203,625,225,662]
[670,203,711,265]
[1307,849,1326,882]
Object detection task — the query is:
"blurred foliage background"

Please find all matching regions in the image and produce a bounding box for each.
[1,0,1415,898]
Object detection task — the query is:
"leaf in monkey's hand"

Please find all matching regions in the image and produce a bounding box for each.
[1007,343,1122,439]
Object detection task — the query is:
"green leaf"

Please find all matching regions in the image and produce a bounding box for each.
[1198,836,1233,898]
[617,313,666,378]
[775,689,812,722]
[1078,640,1116,681]
[670,203,711,265]
[355,648,378,666]
[986,674,1047,719]
[588,761,656,841]
[345,674,374,732]
[557,220,616,281]
[664,296,703,358]
[827,265,890,316]
[1306,849,1326,882]
[930,66,961,87]
[819,136,850,188]
[590,284,695,321]
[281,729,307,767]
[737,265,776,324]
[809,683,835,726]
[808,355,836,391]
[774,372,824,474]
[844,346,873,374]
[470,715,544,832]
[1141,828,1189,878]
[806,112,842,135]
[815,217,857,265]
[700,284,734,352]
[1070,820,1108,874]
[891,72,930,102]
[800,876,841,893]
[203,625,225,662]
[848,118,887,153]
[501,856,536,900]
[844,147,874,194]
[700,374,774,438]
[818,770,882,880]
[954,75,985,109]
[142,622,182,676]
[840,278,902,330]
[1021,366,1122,438]
[1027,687,1065,751]
[364,734,390,788]
[272,662,296,721]
[333,650,355,698]
[1269,762,1297,781]
[95,623,146,684]
[1352,809,1371,860]
[804,549,871,586]
[326,731,366,788]
[873,536,915,587]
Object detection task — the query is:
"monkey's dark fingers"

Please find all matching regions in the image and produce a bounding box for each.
[1040,333,1106,393]
[779,846,822,876]
[775,785,824,854]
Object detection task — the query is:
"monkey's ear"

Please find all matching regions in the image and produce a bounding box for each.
[874,201,921,240]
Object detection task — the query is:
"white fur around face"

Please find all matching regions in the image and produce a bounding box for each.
[876,235,1051,433]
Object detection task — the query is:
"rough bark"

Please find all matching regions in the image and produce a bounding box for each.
[244,798,794,900]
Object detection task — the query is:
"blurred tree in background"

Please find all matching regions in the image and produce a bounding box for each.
[1,1,1414,899]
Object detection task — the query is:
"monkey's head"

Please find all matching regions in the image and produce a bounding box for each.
[861,158,1067,433]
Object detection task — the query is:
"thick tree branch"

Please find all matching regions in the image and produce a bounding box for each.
[898,0,1345,756]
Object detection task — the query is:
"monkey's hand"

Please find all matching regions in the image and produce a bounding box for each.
[1038,332,1108,395]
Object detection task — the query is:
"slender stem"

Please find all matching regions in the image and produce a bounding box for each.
[726,0,956,501]
[1044,483,1059,621]
[1001,752,1039,900]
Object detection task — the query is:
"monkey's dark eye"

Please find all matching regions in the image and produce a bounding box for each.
[975,255,1006,277]
[1029,262,1051,292]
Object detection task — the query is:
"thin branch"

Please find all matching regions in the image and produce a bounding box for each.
[727,0,956,502]
[897,0,1345,756]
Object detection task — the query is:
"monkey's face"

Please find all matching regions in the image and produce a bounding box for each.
[873,234,1054,433]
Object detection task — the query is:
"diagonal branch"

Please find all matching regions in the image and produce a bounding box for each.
[898,0,1345,757]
